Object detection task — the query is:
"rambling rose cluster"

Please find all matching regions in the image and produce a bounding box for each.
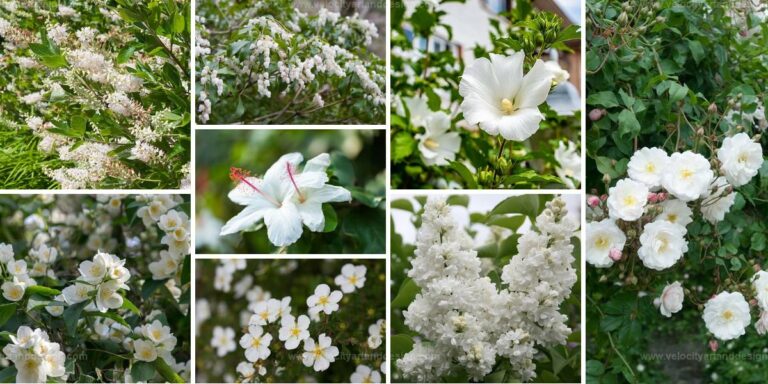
[587,132,764,341]
[397,196,578,382]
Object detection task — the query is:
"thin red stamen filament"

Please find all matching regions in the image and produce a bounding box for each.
[229,167,281,206]
[286,162,305,202]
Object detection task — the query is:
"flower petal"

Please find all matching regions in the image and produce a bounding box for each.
[296,201,325,232]
[490,52,524,100]
[228,177,275,206]
[306,185,351,204]
[496,107,545,141]
[516,59,554,109]
[461,95,502,133]
[303,153,331,173]
[220,205,272,236]
[263,203,303,246]
[262,152,304,196]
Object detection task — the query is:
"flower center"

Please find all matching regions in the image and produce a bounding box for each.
[680,168,694,180]
[738,153,748,164]
[229,167,282,207]
[622,195,636,207]
[667,213,678,223]
[141,349,153,359]
[424,138,439,149]
[318,295,329,305]
[654,237,669,253]
[251,337,261,348]
[152,329,162,339]
[722,310,734,321]
[500,98,516,115]
[291,327,301,337]
[259,311,269,320]
[348,275,358,285]
[645,162,656,173]
[363,375,373,384]
[286,162,306,203]
[24,359,39,370]
[313,345,324,357]
[594,236,609,250]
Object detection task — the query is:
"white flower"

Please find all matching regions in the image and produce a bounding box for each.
[702,291,751,340]
[158,210,188,232]
[220,153,351,246]
[607,178,649,221]
[752,271,768,310]
[302,333,339,372]
[211,326,236,357]
[416,111,461,166]
[554,140,581,189]
[367,319,384,349]
[2,278,25,302]
[239,325,272,362]
[249,299,280,326]
[459,52,554,141]
[133,339,158,362]
[142,320,173,345]
[95,279,124,312]
[307,284,342,315]
[638,220,688,270]
[717,132,763,187]
[278,314,310,350]
[3,327,65,383]
[397,95,431,127]
[661,151,714,201]
[655,199,693,227]
[148,251,179,280]
[586,219,626,268]
[701,177,735,223]
[0,243,13,263]
[756,311,768,336]
[543,60,569,85]
[627,147,669,189]
[351,364,382,383]
[62,282,94,304]
[334,264,367,293]
[656,282,684,317]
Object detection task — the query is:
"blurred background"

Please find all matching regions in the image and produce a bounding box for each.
[195,129,386,254]
[195,258,386,383]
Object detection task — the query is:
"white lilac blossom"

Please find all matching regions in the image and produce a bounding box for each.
[655,282,684,317]
[554,140,582,189]
[334,263,367,293]
[637,220,688,271]
[661,151,714,201]
[655,199,693,227]
[220,153,352,247]
[717,132,763,187]
[459,52,554,141]
[416,111,461,166]
[3,326,66,383]
[398,196,577,381]
[703,291,751,341]
[607,178,649,221]
[586,219,626,268]
[627,147,669,189]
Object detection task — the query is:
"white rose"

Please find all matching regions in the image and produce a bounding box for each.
[717,132,763,187]
[752,270,768,310]
[654,199,693,227]
[607,178,649,221]
[700,177,735,223]
[702,291,751,340]
[637,220,688,270]
[627,147,669,189]
[661,151,714,201]
[656,281,684,317]
[586,219,626,268]
[756,311,768,336]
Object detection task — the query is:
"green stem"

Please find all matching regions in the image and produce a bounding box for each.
[154,357,184,383]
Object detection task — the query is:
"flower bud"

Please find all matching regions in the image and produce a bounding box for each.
[587,195,601,207]
[709,340,718,352]
[609,248,622,262]
[655,16,665,23]
[707,103,718,114]
[647,192,658,203]
[600,194,608,201]
[656,192,668,202]
[602,174,611,185]
[589,108,605,121]
[618,12,628,24]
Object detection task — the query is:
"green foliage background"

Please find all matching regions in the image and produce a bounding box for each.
[586,0,768,382]
[195,129,386,254]
[195,258,386,383]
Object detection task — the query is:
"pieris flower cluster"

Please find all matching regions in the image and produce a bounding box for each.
[3,326,66,383]
[398,196,578,382]
[220,152,351,247]
[588,133,763,271]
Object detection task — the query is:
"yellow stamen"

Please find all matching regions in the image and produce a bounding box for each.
[500,98,515,115]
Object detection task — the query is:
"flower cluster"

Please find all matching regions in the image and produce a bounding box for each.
[397,196,578,381]
[138,196,192,281]
[3,326,66,383]
[62,251,131,312]
[220,152,351,247]
[195,0,385,124]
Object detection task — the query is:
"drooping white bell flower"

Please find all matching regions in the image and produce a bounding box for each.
[627,147,669,189]
[637,220,688,270]
[702,291,751,340]
[654,199,693,227]
[220,153,351,246]
[661,151,714,201]
[459,52,554,141]
[416,111,461,166]
[717,132,763,187]
[655,281,684,317]
[607,178,649,221]
[586,219,626,268]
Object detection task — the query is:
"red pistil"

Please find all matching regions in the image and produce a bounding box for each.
[285,162,306,202]
[229,167,280,206]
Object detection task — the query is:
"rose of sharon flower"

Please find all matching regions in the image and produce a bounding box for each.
[607,178,649,221]
[459,52,554,141]
[655,282,684,317]
[397,95,430,128]
[661,151,714,201]
[627,147,669,189]
[700,177,735,223]
[586,219,626,268]
[220,153,351,246]
[637,221,688,270]
[416,111,461,166]
[654,199,693,227]
[703,291,751,340]
[717,132,763,187]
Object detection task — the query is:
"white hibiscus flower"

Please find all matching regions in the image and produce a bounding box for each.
[416,111,461,166]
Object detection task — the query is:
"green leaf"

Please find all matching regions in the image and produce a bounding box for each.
[751,233,766,251]
[486,215,526,231]
[131,361,156,382]
[24,285,61,297]
[63,301,89,335]
[392,132,417,162]
[392,278,419,309]
[142,279,168,299]
[121,296,141,315]
[349,187,383,208]
[0,303,17,327]
[586,359,605,377]
[391,199,414,212]
[449,161,478,189]
[586,91,619,108]
[391,334,414,358]
[181,255,190,286]
[322,204,338,232]
[172,13,185,34]
[489,195,540,221]
[70,115,87,137]
[0,366,17,383]
[617,109,641,137]
[330,152,355,185]
[446,195,469,207]
[83,311,129,328]
[483,369,506,383]
[688,40,705,63]
[668,82,688,103]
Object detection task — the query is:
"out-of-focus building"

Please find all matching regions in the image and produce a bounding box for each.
[402,0,581,115]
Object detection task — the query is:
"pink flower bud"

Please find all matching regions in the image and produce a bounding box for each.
[609,248,622,262]
[600,194,608,201]
[709,340,718,352]
[750,299,758,307]
[589,109,605,121]
[656,192,668,202]
[647,193,658,203]
[587,195,600,207]
[740,30,748,37]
